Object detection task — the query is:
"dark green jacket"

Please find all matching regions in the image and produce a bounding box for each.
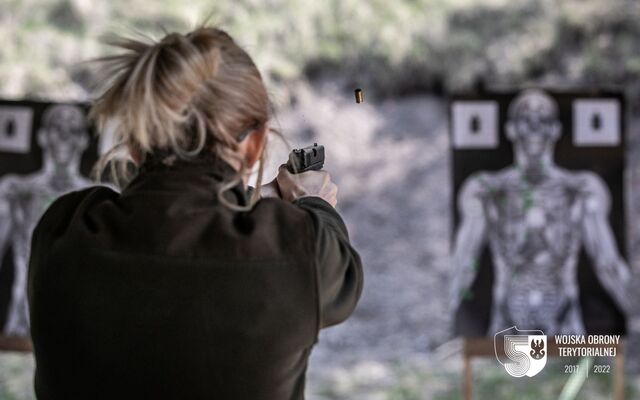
[27,153,363,400]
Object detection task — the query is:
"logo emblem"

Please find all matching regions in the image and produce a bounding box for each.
[494,326,547,377]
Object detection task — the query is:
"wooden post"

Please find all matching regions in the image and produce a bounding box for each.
[0,336,32,352]
[614,340,624,400]
[464,340,473,400]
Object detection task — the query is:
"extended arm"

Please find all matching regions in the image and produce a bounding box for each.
[294,196,363,328]
[580,174,630,314]
[450,175,488,312]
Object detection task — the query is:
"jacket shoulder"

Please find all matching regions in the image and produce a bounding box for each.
[251,197,317,227]
[36,185,117,238]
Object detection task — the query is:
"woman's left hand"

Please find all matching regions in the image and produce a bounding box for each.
[259,178,280,198]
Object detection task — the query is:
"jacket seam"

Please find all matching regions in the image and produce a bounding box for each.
[305,210,322,343]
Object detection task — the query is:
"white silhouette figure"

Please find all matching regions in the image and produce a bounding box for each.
[0,104,92,336]
[451,89,629,335]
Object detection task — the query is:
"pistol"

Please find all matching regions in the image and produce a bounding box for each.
[286,143,325,174]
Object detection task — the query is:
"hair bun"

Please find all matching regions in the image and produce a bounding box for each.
[89,25,270,191]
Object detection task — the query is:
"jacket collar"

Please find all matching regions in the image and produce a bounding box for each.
[138,149,237,177]
[120,149,248,207]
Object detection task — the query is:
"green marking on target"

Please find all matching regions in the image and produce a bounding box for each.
[523,189,533,211]
[44,196,56,210]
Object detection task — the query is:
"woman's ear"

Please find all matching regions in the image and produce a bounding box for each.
[128,144,142,165]
[240,123,267,168]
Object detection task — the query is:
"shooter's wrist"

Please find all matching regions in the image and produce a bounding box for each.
[276,165,338,207]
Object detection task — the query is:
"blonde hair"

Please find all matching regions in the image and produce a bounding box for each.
[90,25,272,210]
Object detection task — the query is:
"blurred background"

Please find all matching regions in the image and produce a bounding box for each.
[2,0,640,398]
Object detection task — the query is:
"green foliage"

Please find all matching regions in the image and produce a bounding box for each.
[3,0,640,101]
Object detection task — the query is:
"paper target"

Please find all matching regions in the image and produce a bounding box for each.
[451,101,499,149]
[573,99,620,147]
[0,107,33,154]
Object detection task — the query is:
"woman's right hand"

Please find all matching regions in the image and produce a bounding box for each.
[276,165,338,207]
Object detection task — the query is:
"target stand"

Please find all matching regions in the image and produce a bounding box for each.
[0,336,32,352]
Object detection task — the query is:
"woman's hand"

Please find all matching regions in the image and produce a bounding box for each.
[259,178,280,199]
[270,165,337,207]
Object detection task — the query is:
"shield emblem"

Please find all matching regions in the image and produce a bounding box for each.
[495,326,547,377]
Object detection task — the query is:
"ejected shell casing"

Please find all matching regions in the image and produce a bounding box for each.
[355,88,364,103]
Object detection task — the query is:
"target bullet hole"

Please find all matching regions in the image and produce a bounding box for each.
[470,115,481,133]
[591,113,602,131]
[4,118,15,137]
[354,88,364,104]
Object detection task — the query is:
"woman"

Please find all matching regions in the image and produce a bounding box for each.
[27,26,363,400]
